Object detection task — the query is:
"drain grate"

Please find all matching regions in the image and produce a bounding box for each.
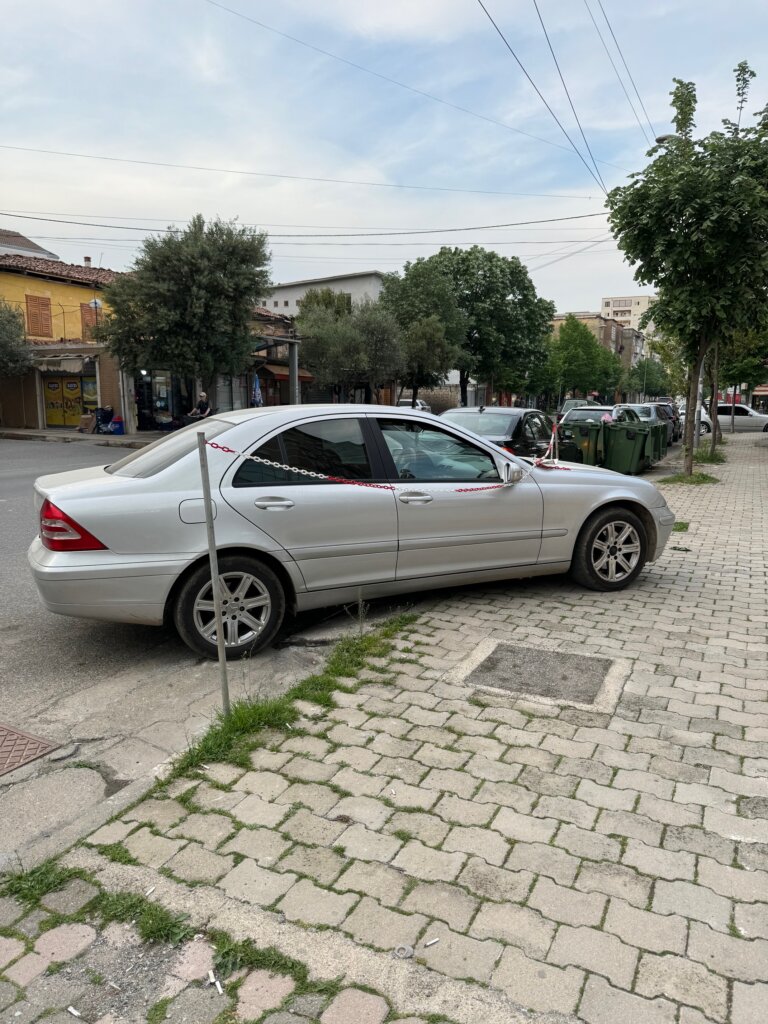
[0,722,59,777]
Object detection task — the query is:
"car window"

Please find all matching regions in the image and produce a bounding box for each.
[441,411,518,436]
[527,413,552,441]
[106,418,235,478]
[565,409,606,422]
[378,420,500,483]
[233,418,373,486]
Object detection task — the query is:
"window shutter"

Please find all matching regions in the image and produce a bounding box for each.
[80,303,98,341]
[25,295,53,338]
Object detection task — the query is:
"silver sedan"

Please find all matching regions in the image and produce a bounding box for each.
[28,405,676,659]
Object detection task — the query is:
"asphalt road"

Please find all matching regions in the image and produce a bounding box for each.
[0,438,195,723]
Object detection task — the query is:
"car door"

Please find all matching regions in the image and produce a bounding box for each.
[372,416,543,580]
[220,415,398,589]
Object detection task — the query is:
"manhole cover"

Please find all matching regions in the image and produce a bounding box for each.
[0,722,59,777]
[445,640,632,713]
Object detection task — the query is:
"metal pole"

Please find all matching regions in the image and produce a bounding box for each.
[196,432,230,717]
[692,362,705,450]
[288,340,300,405]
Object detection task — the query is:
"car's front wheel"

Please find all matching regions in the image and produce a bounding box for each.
[700,422,712,435]
[173,555,286,659]
[571,508,647,591]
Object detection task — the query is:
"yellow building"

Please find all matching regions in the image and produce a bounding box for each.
[0,251,125,429]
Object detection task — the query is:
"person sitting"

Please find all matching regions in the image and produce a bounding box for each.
[189,393,211,418]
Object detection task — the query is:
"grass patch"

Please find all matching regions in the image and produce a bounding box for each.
[170,613,416,776]
[95,892,193,945]
[672,521,689,532]
[693,447,726,464]
[98,843,139,866]
[0,860,83,906]
[212,932,310,983]
[658,472,719,485]
[147,997,172,1024]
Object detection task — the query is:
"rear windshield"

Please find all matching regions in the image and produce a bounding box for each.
[105,418,235,478]
[627,406,653,418]
[565,408,609,422]
[441,411,519,435]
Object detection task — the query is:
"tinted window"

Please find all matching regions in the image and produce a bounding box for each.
[232,418,372,486]
[441,411,519,436]
[107,418,234,478]
[378,420,499,483]
[565,409,608,422]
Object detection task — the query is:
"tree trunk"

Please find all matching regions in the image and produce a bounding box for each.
[459,369,469,407]
[682,342,708,475]
[412,386,419,408]
[709,339,719,457]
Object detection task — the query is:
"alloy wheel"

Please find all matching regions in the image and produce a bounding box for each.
[590,521,642,583]
[193,571,272,647]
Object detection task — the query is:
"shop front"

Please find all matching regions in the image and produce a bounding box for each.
[43,374,98,427]
[133,369,196,431]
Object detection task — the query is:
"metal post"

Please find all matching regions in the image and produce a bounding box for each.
[288,340,300,405]
[693,362,705,449]
[196,432,230,717]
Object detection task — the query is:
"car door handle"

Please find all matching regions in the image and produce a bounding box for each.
[398,492,433,504]
[253,497,295,510]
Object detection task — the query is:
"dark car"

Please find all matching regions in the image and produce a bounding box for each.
[440,407,582,461]
[651,401,681,442]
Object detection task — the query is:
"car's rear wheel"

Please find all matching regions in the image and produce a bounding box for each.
[174,555,286,659]
[700,422,712,435]
[571,508,647,591]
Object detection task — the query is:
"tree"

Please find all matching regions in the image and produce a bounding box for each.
[354,299,402,402]
[648,335,687,399]
[381,262,463,403]
[425,247,555,405]
[626,358,672,398]
[98,215,270,395]
[0,299,32,376]
[607,63,768,473]
[298,297,401,401]
[551,315,604,397]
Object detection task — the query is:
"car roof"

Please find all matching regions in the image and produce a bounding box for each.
[214,404,437,426]
[443,407,529,415]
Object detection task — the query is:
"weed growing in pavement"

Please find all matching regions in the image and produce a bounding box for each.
[693,447,726,464]
[98,842,139,866]
[95,891,193,945]
[169,613,416,776]
[211,932,309,983]
[658,472,719,485]
[0,859,85,906]
[672,521,690,532]
[146,997,172,1024]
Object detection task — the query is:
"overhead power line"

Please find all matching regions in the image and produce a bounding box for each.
[0,210,608,238]
[595,0,656,140]
[531,236,614,270]
[474,0,606,193]
[202,0,628,173]
[0,143,593,199]
[583,0,651,146]
[531,0,607,192]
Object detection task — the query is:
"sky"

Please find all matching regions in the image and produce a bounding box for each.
[2,0,768,312]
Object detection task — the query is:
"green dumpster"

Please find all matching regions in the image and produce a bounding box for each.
[603,422,650,474]
[649,422,667,463]
[572,422,603,465]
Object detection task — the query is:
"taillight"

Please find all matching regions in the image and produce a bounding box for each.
[40,499,107,551]
[503,445,516,453]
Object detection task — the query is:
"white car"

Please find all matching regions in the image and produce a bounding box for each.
[28,405,676,660]
[397,398,432,413]
[680,406,713,435]
[716,404,768,432]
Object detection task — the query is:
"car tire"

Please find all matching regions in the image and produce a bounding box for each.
[173,554,286,660]
[571,507,648,592]
[701,423,712,435]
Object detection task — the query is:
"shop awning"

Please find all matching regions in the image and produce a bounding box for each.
[260,363,314,382]
[34,355,93,373]
[752,384,768,395]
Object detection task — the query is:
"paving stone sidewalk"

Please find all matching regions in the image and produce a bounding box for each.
[1,434,767,1023]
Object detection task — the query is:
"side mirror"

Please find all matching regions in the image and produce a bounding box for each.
[503,462,524,485]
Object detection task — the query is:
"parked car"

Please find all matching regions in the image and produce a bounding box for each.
[680,405,713,435]
[29,405,675,659]
[617,404,674,445]
[716,404,768,432]
[440,406,581,461]
[397,397,432,413]
[651,401,681,442]
[556,398,600,422]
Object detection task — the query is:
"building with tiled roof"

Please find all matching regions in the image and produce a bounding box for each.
[0,229,60,261]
